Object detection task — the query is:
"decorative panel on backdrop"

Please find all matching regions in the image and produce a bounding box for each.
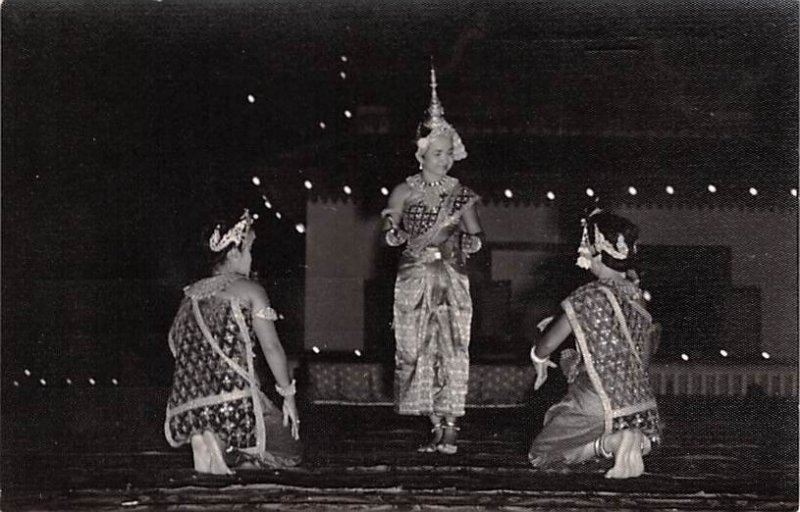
[306,361,798,405]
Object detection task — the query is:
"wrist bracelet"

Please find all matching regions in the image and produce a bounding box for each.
[461,233,483,254]
[530,346,550,364]
[385,228,408,247]
[275,379,296,397]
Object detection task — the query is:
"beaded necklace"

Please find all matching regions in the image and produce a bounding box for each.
[409,173,457,210]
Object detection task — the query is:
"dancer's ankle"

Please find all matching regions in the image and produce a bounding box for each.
[417,421,444,453]
[437,419,460,454]
[596,432,620,459]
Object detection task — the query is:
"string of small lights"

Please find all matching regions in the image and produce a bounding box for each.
[7,343,776,390]
[10,369,121,389]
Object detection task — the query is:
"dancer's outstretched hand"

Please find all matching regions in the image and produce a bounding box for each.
[282,397,301,440]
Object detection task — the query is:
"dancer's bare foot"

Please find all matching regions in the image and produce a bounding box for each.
[202,431,234,475]
[604,429,645,479]
[191,434,211,473]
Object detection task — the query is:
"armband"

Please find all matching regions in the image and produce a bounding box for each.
[254,306,278,321]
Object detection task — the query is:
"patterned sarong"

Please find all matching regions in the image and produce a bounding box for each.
[529,278,661,467]
[164,275,301,467]
[392,178,479,417]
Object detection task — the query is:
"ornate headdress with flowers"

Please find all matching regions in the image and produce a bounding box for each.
[209,209,254,252]
[575,209,633,269]
[415,63,467,165]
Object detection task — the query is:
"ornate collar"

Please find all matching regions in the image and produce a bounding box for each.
[407,173,458,192]
[184,273,246,299]
[598,277,641,300]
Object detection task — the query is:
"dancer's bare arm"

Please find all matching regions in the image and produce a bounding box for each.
[531,314,572,390]
[234,280,292,388]
[460,203,483,235]
[234,279,300,439]
[533,314,572,360]
[382,183,411,229]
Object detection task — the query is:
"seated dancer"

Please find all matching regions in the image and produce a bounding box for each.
[382,64,484,455]
[164,209,302,474]
[529,210,661,478]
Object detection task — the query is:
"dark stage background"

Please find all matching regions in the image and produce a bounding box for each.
[2,1,797,387]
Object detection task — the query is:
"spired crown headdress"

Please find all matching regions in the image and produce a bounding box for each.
[575,209,632,269]
[415,62,467,164]
[209,209,254,252]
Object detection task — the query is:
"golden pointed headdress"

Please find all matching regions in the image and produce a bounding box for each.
[425,65,446,128]
[415,62,467,163]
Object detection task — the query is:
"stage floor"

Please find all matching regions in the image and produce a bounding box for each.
[1,396,797,511]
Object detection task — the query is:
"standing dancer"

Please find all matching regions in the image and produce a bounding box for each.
[381,65,484,454]
[164,209,302,474]
[529,210,661,478]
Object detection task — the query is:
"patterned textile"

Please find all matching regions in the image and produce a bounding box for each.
[529,278,662,468]
[401,175,479,238]
[164,275,301,466]
[392,178,480,417]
